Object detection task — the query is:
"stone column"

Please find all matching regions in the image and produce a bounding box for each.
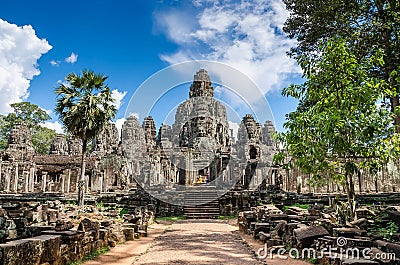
[5,170,10,192]
[66,169,71,193]
[42,172,47,192]
[13,163,19,192]
[85,175,89,192]
[24,171,29,192]
[29,167,35,192]
[60,174,65,193]
[173,164,177,183]
[99,173,103,193]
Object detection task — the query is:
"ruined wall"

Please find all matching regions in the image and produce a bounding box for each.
[0,200,154,265]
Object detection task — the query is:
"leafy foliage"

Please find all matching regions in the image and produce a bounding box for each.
[55,69,117,206]
[283,0,400,130]
[0,102,56,154]
[55,69,117,147]
[276,38,398,219]
[368,212,399,241]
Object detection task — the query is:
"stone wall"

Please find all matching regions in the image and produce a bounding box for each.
[0,200,154,265]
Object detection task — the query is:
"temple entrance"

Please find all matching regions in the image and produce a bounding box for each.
[249,146,258,159]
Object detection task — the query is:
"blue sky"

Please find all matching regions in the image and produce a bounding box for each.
[0,0,301,134]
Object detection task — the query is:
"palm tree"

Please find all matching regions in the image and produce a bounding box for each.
[55,70,117,206]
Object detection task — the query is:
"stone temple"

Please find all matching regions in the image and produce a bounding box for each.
[0,68,398,199]
[0,69,278,196]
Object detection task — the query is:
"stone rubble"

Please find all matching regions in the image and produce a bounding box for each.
[239,203,400,265]
[0,200,154,265]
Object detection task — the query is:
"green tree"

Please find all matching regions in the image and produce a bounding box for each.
[277,38,396,220]
[283,0,400,131]
[32,126,57,154]
[0,102,56,153]
[55,70,117,207]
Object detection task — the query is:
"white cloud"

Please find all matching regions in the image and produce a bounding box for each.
[155,0,300,100]
[41,121,64,134]
[65,52,78,63]
[154,11,197,44]
[111,89,127,109]
[50,60,60,67]
[0,19,52,114]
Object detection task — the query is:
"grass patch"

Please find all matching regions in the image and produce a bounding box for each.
[67,246,110,265]
[156,216,186,222]
[218,215,238,220]
[283,204,309,211]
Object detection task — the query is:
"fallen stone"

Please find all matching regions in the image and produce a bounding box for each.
[123,228,136,241]
[285,206,308,216]
[0,238,42,265]
[55,220,74,231]
[42,230,84,245]
[294,225,329,247]
[259,232,271,243]
[254,223,270,235]
[30,234,61,263]
[78,218,100,240]
[341,259,379,265]
[267,214,288,222]
[333,227,367,237]
[377,241,400,258]
[101,219,114,227]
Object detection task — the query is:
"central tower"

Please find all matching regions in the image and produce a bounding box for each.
[189,69,214,98]
[170,69,231,185]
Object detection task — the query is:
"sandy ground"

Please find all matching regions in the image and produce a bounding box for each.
[85,219,309,265]
[133,219,264,265]
[84,222,171,265]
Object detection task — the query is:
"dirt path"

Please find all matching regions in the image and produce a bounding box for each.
[85,219,309,265]
[84,222,170,265]
[133,219,264,265]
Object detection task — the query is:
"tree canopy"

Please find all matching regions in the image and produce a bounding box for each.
[0,102,56,154]
[55,69,117,206]
[283,0,400,130]
[276,38,398,219]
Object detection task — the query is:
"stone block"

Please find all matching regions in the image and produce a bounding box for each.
[294,226,329,247]
[78,218,100,240]
[259,232,271,243]
[254,223,270,235]
[30,235,61,262]
[332,227,367,237]
[55,220,74,231]
[0,238,42,265]
[341,259,379,265]
[123,228,136,241]
[267,214,288,222]
[99,229,109,241]
[41,230,84,245]
[100,219,114,227]
[375,240,400,257]
[47,209,58,223]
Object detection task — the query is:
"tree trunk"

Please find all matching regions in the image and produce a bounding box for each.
[78,140,87,207]
[390,96,400,133]
[345,172,356,221]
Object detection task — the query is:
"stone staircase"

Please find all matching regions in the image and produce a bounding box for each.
[184,188,220,219]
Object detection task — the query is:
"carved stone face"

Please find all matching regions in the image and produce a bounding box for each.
[198,124,206,137]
